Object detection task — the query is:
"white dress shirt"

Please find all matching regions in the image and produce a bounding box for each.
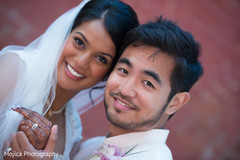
[74,129,172,160]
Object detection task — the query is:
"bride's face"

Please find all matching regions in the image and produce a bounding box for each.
[57,19,116,94]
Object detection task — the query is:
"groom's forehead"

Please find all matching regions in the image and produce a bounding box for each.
[120,45,171,67]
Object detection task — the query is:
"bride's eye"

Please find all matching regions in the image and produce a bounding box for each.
[97,56,108,64]
[74,38,84,49]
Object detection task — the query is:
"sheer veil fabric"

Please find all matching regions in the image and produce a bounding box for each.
[0,0,105,155]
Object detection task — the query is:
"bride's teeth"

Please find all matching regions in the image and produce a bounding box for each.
[116,99,130,108]
[67,64,84,78]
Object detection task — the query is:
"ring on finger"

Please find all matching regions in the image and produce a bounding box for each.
[31,123,38,131]
[4,147,12,153]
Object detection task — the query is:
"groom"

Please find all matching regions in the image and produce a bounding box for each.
[75,16,203,159]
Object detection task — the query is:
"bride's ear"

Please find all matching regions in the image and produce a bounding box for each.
[165,92,190,115]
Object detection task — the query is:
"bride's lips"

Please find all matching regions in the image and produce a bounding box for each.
[64,62,85,80]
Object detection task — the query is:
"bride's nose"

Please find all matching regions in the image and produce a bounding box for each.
[75,52,91,69]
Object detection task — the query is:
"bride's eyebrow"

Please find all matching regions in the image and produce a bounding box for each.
[75,32,89,44]
[100,52,113,60]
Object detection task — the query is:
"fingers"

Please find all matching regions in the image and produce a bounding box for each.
[12,106,54,152]
[9,133,21,152]
[44,125,58,152]
[19,118,43,137]
[5,131,56,160]
[12,106,52,127]
[2,139,10,155]
[12,105,35,120]
[19,126,37,148]
[18,114,51,135]
[3,135,15,160]
[15,131,36,151]
[19,121,49,150]
[19,118,36,131]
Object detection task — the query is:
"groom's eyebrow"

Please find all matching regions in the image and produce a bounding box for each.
[118,58,132,67]
[143,70,162,85]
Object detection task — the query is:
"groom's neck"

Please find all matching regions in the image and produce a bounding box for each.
[108,124,142,137]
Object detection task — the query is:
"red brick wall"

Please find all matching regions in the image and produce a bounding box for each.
[1,0,239,159]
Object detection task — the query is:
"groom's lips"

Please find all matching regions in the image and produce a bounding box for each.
[113,96,138,111]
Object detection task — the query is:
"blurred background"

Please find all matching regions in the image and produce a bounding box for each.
[0,0,239,159]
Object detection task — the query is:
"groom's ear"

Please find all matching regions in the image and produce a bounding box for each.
[165,92,190,115]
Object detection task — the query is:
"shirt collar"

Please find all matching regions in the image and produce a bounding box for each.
[103,129,169,147]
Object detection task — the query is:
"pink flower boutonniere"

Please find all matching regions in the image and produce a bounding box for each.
[93,143,137,160]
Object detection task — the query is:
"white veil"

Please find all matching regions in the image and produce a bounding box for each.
[0,0,103,155]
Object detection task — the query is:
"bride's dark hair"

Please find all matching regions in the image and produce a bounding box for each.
[71,0,139,106]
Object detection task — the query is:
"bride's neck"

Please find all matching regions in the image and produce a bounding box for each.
[51,85,76,111]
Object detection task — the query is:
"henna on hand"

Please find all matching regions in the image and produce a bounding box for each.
[12,106,53,150]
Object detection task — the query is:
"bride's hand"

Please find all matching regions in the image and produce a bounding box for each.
[12,106,53,150]
[3,125,58,160]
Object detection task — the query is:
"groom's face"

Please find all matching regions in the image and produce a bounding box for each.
[104,44,175,131]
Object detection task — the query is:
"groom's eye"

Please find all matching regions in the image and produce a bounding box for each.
[143,80,155,88]
[118,68,128,75]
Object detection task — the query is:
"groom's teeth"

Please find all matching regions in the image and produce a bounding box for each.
[67,64,84,78]
[116,99,131,108]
